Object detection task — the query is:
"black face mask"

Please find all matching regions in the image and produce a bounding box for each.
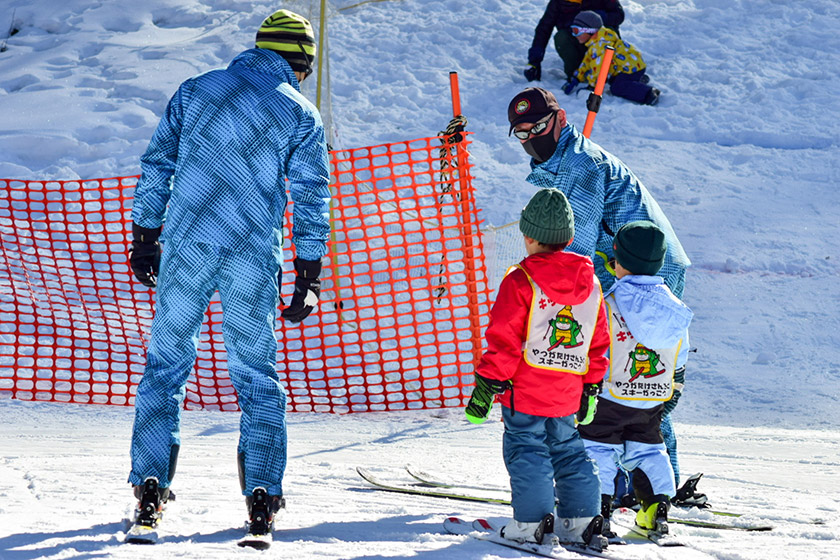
[522,119,558,163]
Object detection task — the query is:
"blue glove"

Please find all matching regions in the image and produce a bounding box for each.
[524,63,541,82]
[561,78,580,95]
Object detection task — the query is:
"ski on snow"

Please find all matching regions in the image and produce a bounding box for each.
[356,466,511,504]
[610,517,688,547]
[123,508,274,548]
[358,466,773,532]
[125,516,273,549]
[408,465,745,519]
[403,465,775,531]
[237,531,273,550]
[124,518,160,544]
[443,517,622,559]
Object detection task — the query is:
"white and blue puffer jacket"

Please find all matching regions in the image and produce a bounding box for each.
[601,275,693,408]
[131,48,331,264]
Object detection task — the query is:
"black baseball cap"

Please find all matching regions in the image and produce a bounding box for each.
[508,87,560,135]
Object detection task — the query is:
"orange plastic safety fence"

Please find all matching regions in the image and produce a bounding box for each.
[0,134,493,412]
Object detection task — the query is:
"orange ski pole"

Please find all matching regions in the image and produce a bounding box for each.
[582,45,615,138]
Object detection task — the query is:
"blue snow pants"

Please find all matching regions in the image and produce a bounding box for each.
[128,240,287,497]
[583,438,676,500]
[609,70,654,104]
[610,411,681,499]
[661,414,679,486]
[502,407,600,522]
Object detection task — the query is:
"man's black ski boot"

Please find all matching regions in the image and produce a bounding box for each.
[238,487,285,549]
[125,477,172,544]
[132,477,170,528]
[672,473,710,508]
[245,487,285,536]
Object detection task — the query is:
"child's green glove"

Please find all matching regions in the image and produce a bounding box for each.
[465,374,512,424]
[576,382,602,425]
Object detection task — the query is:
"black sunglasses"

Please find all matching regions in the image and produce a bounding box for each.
[513,113,555,140]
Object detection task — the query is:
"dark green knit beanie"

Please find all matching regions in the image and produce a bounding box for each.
[519,188,575,245]
[613,220,667,275]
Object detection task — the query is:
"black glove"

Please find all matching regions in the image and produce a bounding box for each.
[280,257,322,323]
[524,62,541,82]
[663,366,686,415]
[576,382,602,425]
[561,77,580,95]
[128,223,162,288]
[465,374,512,424]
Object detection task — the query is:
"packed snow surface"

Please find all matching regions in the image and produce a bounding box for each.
[1,0,839,558]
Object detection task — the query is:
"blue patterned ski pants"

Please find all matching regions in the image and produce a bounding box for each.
[128,240,287,497]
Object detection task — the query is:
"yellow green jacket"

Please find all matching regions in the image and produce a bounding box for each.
[575,28,646,87]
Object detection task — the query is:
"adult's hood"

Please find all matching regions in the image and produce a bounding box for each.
[608,275,693,348]
[228,48,300,92]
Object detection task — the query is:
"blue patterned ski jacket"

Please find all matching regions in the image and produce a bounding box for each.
[526,124,690,294]
[132,48,331,264]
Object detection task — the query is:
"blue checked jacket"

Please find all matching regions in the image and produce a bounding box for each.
[132,48,331,264]
[527,124,690,294]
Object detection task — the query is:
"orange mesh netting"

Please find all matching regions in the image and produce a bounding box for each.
[0,133,493,412]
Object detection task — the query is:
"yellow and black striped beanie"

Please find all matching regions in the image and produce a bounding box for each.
[255,10,316,73]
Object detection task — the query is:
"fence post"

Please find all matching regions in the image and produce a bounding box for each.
[448,72,484,367]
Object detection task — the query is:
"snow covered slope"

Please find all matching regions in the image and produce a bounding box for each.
[1,0,839,557]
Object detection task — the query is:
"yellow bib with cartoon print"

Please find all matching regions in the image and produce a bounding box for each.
[605,295,681,401]
[516,265,603,375]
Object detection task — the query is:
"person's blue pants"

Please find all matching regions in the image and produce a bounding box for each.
[660,413,679,486]
[613,413,680,498]
[583,439,676,499]
[502,407,600,522]
[128,240,287,497]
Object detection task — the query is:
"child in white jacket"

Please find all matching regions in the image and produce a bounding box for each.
[578,221,693,540]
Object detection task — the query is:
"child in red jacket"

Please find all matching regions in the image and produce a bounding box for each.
[466,188,610,550]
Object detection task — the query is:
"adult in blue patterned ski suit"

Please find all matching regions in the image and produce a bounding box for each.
[126,11,330,520]
[507,87,689,493]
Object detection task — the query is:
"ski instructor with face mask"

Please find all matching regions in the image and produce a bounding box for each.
[125,9,331,548]
[507,87,690,299]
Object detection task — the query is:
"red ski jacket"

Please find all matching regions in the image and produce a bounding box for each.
[477,250,610,418]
